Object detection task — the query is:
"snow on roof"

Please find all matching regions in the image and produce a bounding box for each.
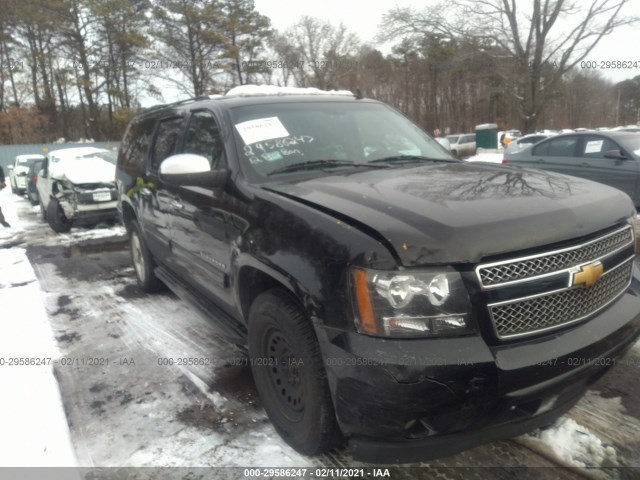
[48,147,108,160]
[16,154,45,161]
[225,84,354,97]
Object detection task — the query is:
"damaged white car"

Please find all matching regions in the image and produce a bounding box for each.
[37,147,119,233]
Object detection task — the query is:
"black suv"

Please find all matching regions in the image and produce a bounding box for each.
[116,86,640,463]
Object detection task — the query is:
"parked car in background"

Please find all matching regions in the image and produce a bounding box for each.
[504,133,556,154]
[503,131,640,206]
[446,133,476,157]
[8,154,45,195]
[26,158,44,206]
[37,147,118,232]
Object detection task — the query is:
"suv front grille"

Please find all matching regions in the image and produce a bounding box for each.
[478,226,633,287]
[477,225,635,340]
[489,258,633,339]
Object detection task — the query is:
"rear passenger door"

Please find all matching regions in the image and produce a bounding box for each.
[530,135,580,176]
[574,135,639,201]
[166,109,239,312]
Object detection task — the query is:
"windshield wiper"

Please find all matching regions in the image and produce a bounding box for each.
[368,155,460,164]
[267,159,389,176]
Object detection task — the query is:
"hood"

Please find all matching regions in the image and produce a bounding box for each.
[265,162,634,265]
[51,157,116,184]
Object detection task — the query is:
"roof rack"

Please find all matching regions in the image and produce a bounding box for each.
[143,95,213,113]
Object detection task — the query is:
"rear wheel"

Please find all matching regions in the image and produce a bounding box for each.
[129,220,164,292]
[46,198,72,233]
[248,289,342,455]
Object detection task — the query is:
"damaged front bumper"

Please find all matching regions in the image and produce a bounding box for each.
[315,273,640,464]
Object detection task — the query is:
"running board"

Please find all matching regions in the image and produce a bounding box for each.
[155,266,248,345]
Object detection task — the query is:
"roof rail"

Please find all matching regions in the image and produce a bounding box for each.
[143,95,213,113]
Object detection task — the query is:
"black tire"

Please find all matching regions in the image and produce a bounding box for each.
[29,193,39,206]
[10,181,17,194]
[129,220,164,292]
[46,198,72,233]
[248,289,342,455]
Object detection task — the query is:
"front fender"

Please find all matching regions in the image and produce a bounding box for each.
[232,188,398,332]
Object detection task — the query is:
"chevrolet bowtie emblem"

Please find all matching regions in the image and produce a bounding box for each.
[571,261,604,288]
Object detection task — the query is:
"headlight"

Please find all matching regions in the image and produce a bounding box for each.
[351,267,474,338]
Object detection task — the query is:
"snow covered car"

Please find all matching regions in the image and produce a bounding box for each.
[8,154,45,195]
[37,147,118,233]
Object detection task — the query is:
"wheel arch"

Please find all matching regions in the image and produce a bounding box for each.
[120,200,137,232]
[236,261,309,325]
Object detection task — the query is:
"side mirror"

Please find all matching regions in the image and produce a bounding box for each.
[7,165,13,171]
[159,153,229,188]
[604,149,628,160]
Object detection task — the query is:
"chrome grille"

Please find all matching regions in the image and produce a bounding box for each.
[478,226,633,287]
[489,258,633,339]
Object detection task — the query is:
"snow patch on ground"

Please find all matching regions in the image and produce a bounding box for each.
[0,247,77,466]
[48,225,126,246]
[518,417,618,474]
[464,152,504,163]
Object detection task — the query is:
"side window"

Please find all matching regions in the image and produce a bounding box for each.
[120,116,157,170]
[151,117,184,173]
[183,110,224,169]
[532,139,550,156]
[580,136,619,159]
[546,136,578,157]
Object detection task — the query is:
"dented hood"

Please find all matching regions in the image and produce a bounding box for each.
[265,162,635,265]
[50,157,116,184]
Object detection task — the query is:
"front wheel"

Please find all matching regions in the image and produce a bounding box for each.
[129,220,164,292]
[248,289,342,455]
[46,198,72,233]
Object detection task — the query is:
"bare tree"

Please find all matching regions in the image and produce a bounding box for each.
[152,0,225,97]
[277,17,360,90]
[381,0,638,132]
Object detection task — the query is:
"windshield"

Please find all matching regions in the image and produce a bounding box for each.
[17,157,41,166]
[231,101,453,178]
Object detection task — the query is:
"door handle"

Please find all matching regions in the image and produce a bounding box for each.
[536,159,545,163]
[580,162,590,167]
[170,200,184,210]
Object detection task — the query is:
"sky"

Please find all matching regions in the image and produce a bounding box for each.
[252,0,640,83]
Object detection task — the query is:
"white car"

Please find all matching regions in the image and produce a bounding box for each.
[37,147,118,233]
[8,154,45,195]
[446,133,476,157]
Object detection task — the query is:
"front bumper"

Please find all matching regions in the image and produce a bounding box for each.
[314,269,640,463]
[60,200,119,224]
